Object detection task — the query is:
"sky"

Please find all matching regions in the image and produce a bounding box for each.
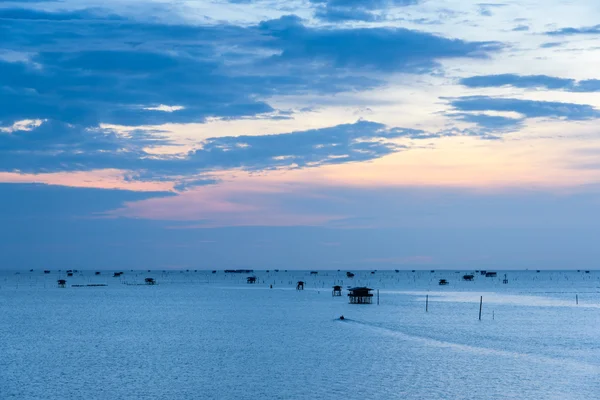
[2,0,600,270]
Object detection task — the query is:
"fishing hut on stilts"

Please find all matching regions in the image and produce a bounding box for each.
[348,287,373,304]
[332,285,342,296]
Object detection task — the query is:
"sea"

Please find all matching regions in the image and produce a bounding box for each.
[1,269,599,399]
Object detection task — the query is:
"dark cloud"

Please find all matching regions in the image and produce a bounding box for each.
[459,74,600,92]
[0,120,431,174]
[314,6,380,22]
[258,15,501,73]
[449,113,523,131]
[546,25,600,36]
[540,42,562,48]
[0,9,500,130]
[477,3,507,17]
[0,7,123,20]
[511,25,529,32]
[448,96,600,120]
[0,183,174,220]
[310,0,418,10]
[311,0,418,21]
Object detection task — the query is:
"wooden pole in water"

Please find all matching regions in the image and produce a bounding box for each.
[426,294,429,312]
[479,296,483,321]
[377,289,380,305]
[576,294,578,305]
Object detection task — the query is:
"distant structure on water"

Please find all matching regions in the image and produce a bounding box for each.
[485,272,497,277]
[296,281,304,290]
[463,274,474,281]
[44,270,50,274]
[439,279,449,286]
[113,272,123,277]
[226,269,254,273]
[95,271,101,275]
[310,271,318,275]
[346,272,355,278]
[332,285,342,296]
[348,287,373,304]
[57,279,66,288]
[145,278,156,285]
[503,274,509,284]
[247,276,257,284]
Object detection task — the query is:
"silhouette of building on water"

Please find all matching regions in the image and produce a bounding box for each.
[348,287,373,304]
[113,272,124,277]
[439,279,449,285]
[247,276,257,284]
[346,272,355,278]
[463,274,474,281]
[310,271,318,275]
[95,271,101,275]
[67,272,73,277]
[57,279,66,288]
[485,272,497,277]
[332,285,342,296]
[145,278,156,285]
[296,281,304,290]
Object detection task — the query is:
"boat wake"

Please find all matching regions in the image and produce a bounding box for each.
[342,318,600,373]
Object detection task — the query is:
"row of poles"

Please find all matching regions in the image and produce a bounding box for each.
[424,293,582,320]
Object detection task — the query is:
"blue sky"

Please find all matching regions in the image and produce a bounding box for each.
[2,0,600,269]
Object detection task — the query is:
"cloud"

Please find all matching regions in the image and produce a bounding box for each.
[448,96,600,120]
[459,74,600,92]
[448,113,523,132]
[258,15,501,73]
[0,7,123,20]
[511,25,529,32]
[311,0,418,22]
[0,119,439,175]
[0,183,173,220]
[546,25,600,36]
[0,8,501,132]
[477,3,507,17]
[540,42,562,48]
[314,6,380,22]
[310,0,419,10]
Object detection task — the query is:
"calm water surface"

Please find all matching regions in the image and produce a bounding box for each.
[1,270,599,399]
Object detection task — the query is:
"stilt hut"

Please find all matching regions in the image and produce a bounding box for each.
[247,276,257,284]
[346,272,355,278]
[113,272,123,277]
[332,285,342,296]
[44,270,50,274]
[95,271,101,275]
[145,278,156,285]
[462,274,474,281]
[296,281,304,290]
[310,271,318,275]
[503,274,508,284]
[67,272,73,277]
[439,279,449,285]
[348,287,373,304]
[485,272,497,277]
[57,279,66,288]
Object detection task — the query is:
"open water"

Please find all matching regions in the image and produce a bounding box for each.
[1,270,599,399]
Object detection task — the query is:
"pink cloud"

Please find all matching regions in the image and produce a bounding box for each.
[0,169,175,192]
